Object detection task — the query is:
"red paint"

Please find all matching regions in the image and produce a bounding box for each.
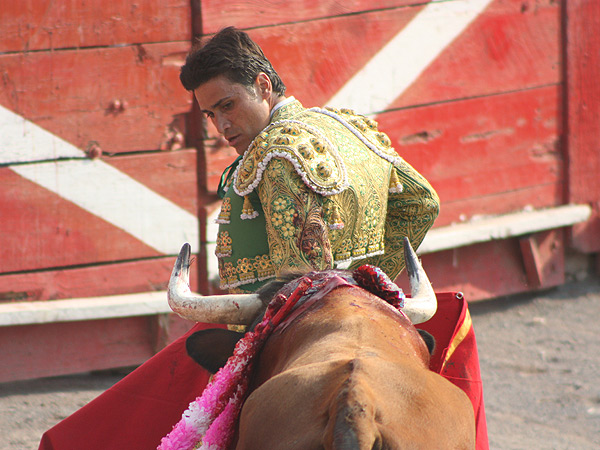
[397,236,564,302]
[109,150,198,215]
[394,0,560,108]
[565,0,600,252]
[0,314,196,383]
[0,42,192,154]
[378,86,563,226]
[247,9,422,109]
[519,230,565,289]
[0,257,200,303]
[1,1,190,53]
[0,150,197,274]
[200,0,426,34]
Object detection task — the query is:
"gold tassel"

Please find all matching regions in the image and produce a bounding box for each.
[241,195,259,220]
[215,197,231,224]
[389,168,403,194]
[329,203,345,230]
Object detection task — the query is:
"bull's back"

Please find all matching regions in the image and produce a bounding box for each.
[237,357,474,449]
[236,286,475,449]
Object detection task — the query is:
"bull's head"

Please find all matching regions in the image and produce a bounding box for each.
[168,237,436,326]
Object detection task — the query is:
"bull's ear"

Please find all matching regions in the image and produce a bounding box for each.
[186,328,244,374]
[417,329,436,355]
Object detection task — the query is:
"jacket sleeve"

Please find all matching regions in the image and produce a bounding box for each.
[349,159,440,281]
[257,157,334,276]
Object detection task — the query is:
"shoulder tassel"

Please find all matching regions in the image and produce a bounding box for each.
[389,167,403,194]
[241,195,259,220]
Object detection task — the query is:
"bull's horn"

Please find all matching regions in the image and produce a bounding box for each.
[168,243,263,324]
[402,237,437,324]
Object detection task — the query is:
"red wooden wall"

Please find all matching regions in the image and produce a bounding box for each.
[199,0,598,300]
[1,0,598,381]
[0,1,200,382]
[566,0,600,253]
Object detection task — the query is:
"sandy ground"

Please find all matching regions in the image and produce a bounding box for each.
[1,278,599,450]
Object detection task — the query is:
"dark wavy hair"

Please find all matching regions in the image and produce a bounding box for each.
[180,27,286,95]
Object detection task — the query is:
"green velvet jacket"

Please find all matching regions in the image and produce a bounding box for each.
[214,99,439,293]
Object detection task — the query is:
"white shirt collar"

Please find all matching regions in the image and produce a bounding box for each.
[270,96,296,118]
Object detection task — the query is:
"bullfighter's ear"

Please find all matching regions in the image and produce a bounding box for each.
[186,328,244,374]
[417,329,436,355]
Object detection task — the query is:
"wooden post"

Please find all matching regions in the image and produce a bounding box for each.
[519,230,565,290]
[564,0,600,252]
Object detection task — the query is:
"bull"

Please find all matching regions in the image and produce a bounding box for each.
[165,238,475,449]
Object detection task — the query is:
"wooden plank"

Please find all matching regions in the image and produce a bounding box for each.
[200,0,430,33]
[565,0,600,252]
[0,317,154,382]
[1,150,198,273]
[377,86,563,225]
[109,150,198,216]
[391,0,560,109]
[437,185,564,228]
[396,236,564,302]
[0,314,195,383]
[1,167,158,273]
[1,0,190,53]
[203,0,559,110]
[519,230,565,290]
[0,257,200,303]
[0,292,169,326]
[420,204,591,254]
[202,1,560,187]
[247,7,417,111]
[0,42,192,155]
[7,159,200,259]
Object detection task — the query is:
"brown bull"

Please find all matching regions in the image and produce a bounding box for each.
[167,239,476,449]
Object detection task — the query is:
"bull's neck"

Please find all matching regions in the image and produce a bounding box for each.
[252,286,430,385]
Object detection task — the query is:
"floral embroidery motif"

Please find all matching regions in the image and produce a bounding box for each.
[272,196,289,212]
[215,231,232,258]
[255,255,273,281]
[218,254,275,290]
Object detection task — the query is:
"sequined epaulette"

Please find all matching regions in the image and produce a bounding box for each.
[233,119,349,197]
[316,107,404,194]
[317,107,402,167]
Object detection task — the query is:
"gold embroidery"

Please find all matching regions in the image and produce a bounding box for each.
[218,100,439,291]
[216,197,232,224]
[218,253,276,290]
[389,167,403,193]
[350,159,440,280]
[258,159,330,275]
[234,119,348,196]
[324,107,398,154]
[215,231,232,258]
[256,254,275,281]
[326,201,344,230]
[241,195,259,220]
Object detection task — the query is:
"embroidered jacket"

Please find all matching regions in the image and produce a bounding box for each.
[215,99,439,292]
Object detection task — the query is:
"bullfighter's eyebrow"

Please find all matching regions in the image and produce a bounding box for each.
[201,96,231,116]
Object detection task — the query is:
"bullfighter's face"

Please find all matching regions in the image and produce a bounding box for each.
[194,73,273,156]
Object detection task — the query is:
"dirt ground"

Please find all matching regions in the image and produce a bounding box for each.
[1,277,599,450]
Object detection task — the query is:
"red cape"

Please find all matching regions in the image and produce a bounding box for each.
[39,292,488,450]
[420,292,489,450]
